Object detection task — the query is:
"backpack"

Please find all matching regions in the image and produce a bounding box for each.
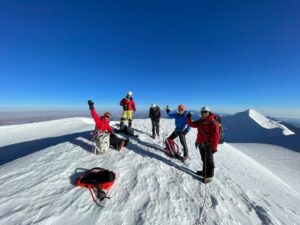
[75,167,116,204]
[116,124,138,137]
[164,138,180,157]
[211,115,224,144]
[92,130,110,154]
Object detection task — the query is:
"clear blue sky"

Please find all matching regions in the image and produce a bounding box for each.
[0,0,299,117]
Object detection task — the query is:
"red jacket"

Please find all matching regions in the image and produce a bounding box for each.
[187,113,220,151]
[120,97,136,111]
[90,109,112,134]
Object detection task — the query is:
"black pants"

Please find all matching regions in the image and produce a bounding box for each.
[151,120,160,136]
[199,144,215,177]
[168,130,188,156]
[110,133,126,149]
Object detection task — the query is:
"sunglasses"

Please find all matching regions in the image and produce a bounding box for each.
[104,113,111,118]
[201,111,209,114]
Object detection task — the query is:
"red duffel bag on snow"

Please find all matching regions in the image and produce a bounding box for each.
[75,167,116,204]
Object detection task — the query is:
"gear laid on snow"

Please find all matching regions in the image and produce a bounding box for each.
[114,124,138,137]
[75,167,116,204]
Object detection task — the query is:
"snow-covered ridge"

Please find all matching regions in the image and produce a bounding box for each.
[0,117,94,147]
[248,109,294,135]
[0,118,299,225]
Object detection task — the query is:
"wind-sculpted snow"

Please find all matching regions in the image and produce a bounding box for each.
[223,109,300,152]
[0,118,299,225]
[248,109,294,135]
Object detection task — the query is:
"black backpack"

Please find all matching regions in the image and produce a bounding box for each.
[212,115,224,144]
[75,168,116,204]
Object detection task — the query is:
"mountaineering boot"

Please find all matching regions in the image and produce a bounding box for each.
[181,150,189,162]
[118,141,125,151]
[196,170,204,176]
[124,139,130,147]
[151,131,155,139]
[182,154,189,162]
[128,119,132,128]
[204,177,213,184]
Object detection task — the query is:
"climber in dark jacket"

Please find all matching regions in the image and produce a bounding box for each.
[149,103,161,139]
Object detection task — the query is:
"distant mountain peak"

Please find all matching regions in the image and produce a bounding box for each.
[246,108,295,136]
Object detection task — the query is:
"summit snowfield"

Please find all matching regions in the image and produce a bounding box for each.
[0,115,300,225]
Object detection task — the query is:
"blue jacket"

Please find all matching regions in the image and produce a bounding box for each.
[167,111,191,132]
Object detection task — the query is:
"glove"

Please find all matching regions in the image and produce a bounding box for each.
[187,111,192,118]
[88,100,94,109]
[212,149,217,154]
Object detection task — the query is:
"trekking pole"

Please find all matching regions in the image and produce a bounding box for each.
[196,146,209,225]
[162,131,165,148]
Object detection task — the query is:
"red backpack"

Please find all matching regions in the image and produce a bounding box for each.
[75,168,116,204]
[164,138,180,157]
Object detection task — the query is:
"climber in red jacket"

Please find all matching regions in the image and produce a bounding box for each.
[88,100,128,151]
[187,107,220,182]
[119,91,136,128]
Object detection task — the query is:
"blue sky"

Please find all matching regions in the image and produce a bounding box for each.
[0,0,299,117]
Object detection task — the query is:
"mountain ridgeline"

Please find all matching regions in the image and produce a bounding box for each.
[222,109,300,152]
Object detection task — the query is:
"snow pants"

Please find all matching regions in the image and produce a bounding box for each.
[120,110,133,128]
[198,144,215,178]
[151,119,160,137]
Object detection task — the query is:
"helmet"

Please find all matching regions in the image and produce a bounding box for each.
[127,91,132,96]
[200,107,210,113]
[103,112,112,119]
[151,103,156,108]
[178,104,185,111]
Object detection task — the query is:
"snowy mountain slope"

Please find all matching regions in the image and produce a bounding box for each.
[223,109,300,152]
[0,118,94,166]
[248,109,294,135]
[0,118,299,225]
[231,143,300,192]
[0,117,94,147]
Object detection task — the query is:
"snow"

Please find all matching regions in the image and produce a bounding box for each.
[231,143,300,192]
[223,109,299,152]
[0,118,300,225]
[248,109,294,135]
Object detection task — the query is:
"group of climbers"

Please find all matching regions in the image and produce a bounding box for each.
[87,91,221,182]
